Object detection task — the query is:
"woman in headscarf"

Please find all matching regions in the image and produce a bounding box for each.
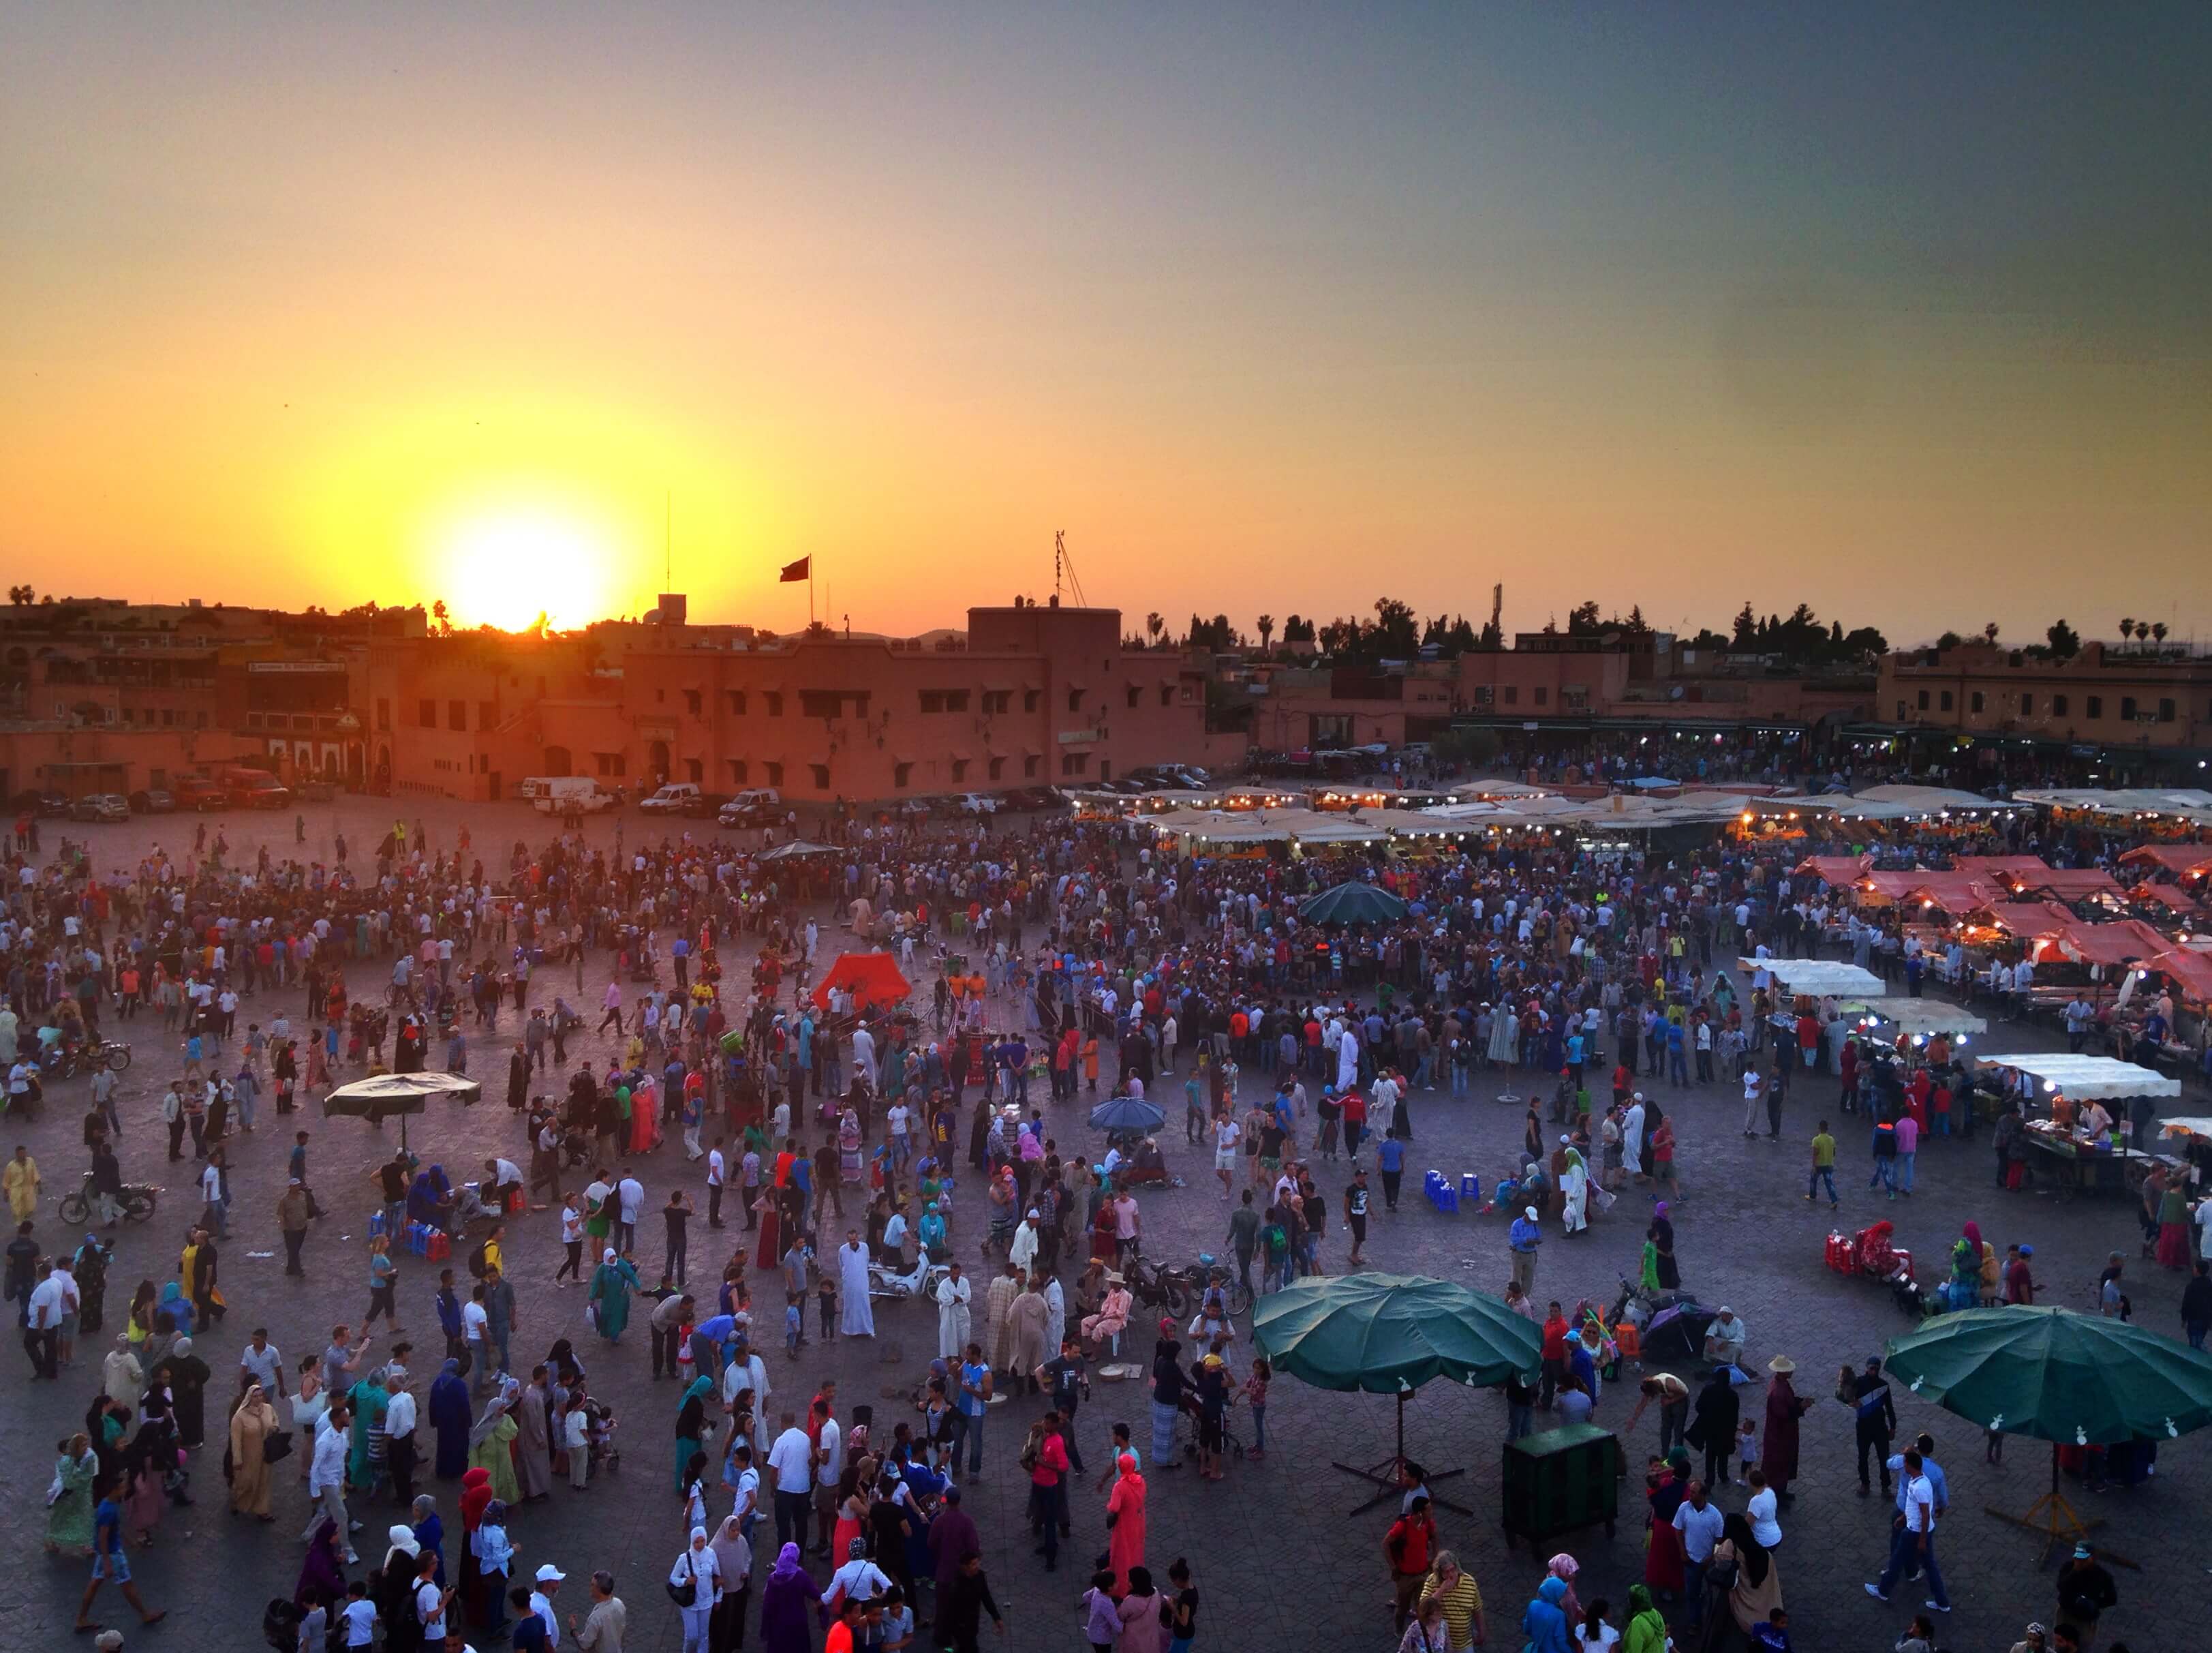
[163,1335,211,1449]
[44,1431,99,1556]
[707,1510,754,1653]
[1710,1512,1781,1643]
[471,1499,515,1635]
[73,1233,109,1334]
[457,1466,493,1622]
[1545,1554,1584,1626]
[1105,1451,1147,1596]
[1622,1586,1668,1653]
[348,1365,392,1493]
[1116,1564,1165,1653]
[468,1393,521,1505]
[1643,1449,1689,1600]
[1561,1147,1591,1235]
[587,1247,641,1342]
[917,1199,949,1264]
[295,1515,349,1611]
[229,1380,280,1519]
[373,1523,421,1649]
[1521,1575,1573,1653]
[410,1163,453,1228]
[675,1371,716,1489]
[147,1282,189,1367]
[1647,1204,1679,1291]
[412,1492,446,1587]
[758,1542,823,1653]
[429,1358,472,1478]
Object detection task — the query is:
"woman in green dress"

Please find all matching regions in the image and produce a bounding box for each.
[467,1394,522,1506]
[348,1367,391,1492]
[587,1247,641,1344]
[44,1434,99,1554]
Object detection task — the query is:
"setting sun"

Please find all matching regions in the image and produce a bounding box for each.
[437,502,621,631]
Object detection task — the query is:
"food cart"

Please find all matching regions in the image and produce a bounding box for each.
[1501,1422,1620,1551]
[1977,1052,2181,1197]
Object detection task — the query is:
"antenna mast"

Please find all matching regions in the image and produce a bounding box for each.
[1053,530,1089,607]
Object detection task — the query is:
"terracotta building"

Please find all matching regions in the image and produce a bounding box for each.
[1875,639,2212,765]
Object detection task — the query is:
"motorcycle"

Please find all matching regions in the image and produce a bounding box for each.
[48,1040,133,1080]
[867,1251,951,1303]
[59,1172,159,1226]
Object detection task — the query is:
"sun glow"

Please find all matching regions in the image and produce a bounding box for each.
[437,503,619,631]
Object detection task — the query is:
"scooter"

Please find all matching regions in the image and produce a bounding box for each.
[867,1251,951,1303]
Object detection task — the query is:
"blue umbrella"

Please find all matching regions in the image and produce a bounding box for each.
[1088,1095,1167,1132]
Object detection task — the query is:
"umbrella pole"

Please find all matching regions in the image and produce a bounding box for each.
[1984,1440,2119,1568]
[1331,1386,1472,1519]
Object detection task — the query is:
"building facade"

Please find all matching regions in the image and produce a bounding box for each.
[1874,639,2212,766]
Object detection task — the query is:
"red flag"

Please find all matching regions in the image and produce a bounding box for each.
[779,556,810,583]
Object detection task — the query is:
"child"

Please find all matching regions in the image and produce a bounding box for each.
[1737,1415,1760,1482]
[1165,1557,1199,1653]
[1397,1598,1449,1653]
[1930,1079,1952,1137]
[338,1578,378,1649]
[1748,1607,1792,1652]
[818,1268,838,1344]
[674,1314,698,1388]
[564,1396,591,1490]
[1081,1568,1122,1651]
[785,1291,803,1359]
[1243,1359,1270,1461]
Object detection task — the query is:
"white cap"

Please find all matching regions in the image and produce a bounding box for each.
[536,1563,566,1582]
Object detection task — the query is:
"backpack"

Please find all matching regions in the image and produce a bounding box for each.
[1261,1224,1287,1258]
[467,1240,491,1279]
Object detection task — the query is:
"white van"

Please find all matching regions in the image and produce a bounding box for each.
[521,776,616,815]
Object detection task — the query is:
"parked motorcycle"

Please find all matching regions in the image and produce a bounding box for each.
[58,1172,159,1226]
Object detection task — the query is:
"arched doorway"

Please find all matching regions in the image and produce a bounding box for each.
[543,745,573,778]
[648,740,670,782]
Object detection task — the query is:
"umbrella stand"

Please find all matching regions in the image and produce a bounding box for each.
[1332,1386,1472,1518]
[1984,1442,2134,1569]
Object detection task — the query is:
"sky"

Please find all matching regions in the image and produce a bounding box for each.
[3,4,2209,643]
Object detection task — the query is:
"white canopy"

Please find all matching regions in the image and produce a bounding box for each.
[1738,957,1886,997]
[2157,1117,2212,1143]
[1973,1052,2182,1100]
[1842,997,1987,1037]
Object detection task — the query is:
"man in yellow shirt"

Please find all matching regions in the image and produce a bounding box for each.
[3,1146,38,1222]
[1807,1121,1839,1209]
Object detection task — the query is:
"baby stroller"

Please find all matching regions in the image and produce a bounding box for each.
[584,1396,621,1474]
[1176,1386,1246,1462]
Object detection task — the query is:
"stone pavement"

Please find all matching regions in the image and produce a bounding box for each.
[1,800,2204,1650]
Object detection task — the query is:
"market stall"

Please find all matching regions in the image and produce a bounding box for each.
[1977,1052,2180,1196]
[1737,957,1886,998]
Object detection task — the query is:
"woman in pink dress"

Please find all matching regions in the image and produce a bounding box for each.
[1105,1453,1147,1596]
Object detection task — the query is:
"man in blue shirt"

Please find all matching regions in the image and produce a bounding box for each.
[1375,1133,1407,1212]
[1509,1206,1543,1294]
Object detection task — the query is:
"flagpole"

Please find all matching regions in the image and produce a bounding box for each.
[809,560,816,628]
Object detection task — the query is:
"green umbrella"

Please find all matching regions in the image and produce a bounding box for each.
[1883,1305,2212,1559]
[1253,1273,1542,1515]
[1882,1305,2212,1445]
[1297,883,1409,928]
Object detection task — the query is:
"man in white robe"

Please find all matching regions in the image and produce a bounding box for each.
[935,1262,972,1361]
[1623,1095,1647,1180]
[838,1232,875,1337]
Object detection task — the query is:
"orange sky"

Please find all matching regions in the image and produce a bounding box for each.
[3,8,2208,644]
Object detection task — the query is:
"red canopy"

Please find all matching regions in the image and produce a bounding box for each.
[2149,947,2212,1004]
[2031,918,2171,969]
[2119,844,2212,880]
[1795,854,1871,889]
[2008,866,2123,901]
[1952,855,2057,881]
[810,951,912,1012]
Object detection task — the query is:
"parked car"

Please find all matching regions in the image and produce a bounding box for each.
[174,777,228,812]
[895,796,938,818]
[1000,785,1069,811]
[639,783,707,815]
[955,792,1002,815]
[10,789,70,817]
[129,789,176,815]
[716,787,784,827]
[70,793,131,823]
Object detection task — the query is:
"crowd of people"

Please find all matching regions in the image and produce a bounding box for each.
[5,787,2199,1652]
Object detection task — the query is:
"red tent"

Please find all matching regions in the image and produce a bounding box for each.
[2149,948,2212,1005]
[2007,866,2123,902]
[1794,854,1871,889]
[2119,844,2212,881]
[810,951,912,1012]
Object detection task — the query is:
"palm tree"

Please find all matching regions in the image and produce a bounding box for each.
[2151,622,2169,648]
[1145,612,1164,648]
[1256,614,1275,653]
[5,584,30,605]
[2119,618,2136,647]
[1982,621,2000,644]
[431,599,450,635]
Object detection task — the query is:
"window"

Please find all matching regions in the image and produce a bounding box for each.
[802,690,869,718]
[2087,695,2103,718]
[983,690,1011,715]
[1939,691,1953,712]
[685,758,703,783]
[1067,688,1084,712]
[764,761,784,787]
[1533,686,1548,707]
[1503,686,1518,705]
[810,763,830,789]
[726,759,749,785]
[2018,692,2033,715]
[1160,686,1174,707]
[764,693,784,717]
[1024,755,1041,778]
[2052,694,2069,716]
[893,761,912,789]
[1471,685,1494,707]
[1969,692,1983,714]
[726,690,748,715]
[1562,686,1589,710]
[684,689,702,716]
[594,751,626,777]
[987,756,1005,780]
[1024,689,1041,713]
[1126,685,1140,709]
[2121,696,2138,721]
[1060,753,1090,778]
[418,699,436,727]
[951,758,969,782]
[376,697,391,731]
[2159,698,2176,723]
[919,690,951,714]
[1916,689,1930,712]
